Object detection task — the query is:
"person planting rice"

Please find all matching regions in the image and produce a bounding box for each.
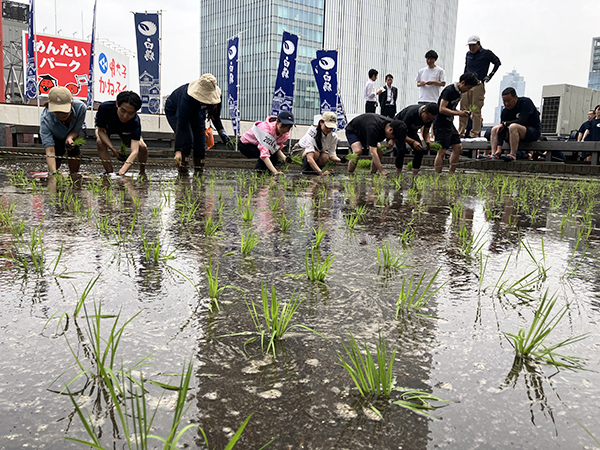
[165,73,229,174]
[291,111,341,176]
[40,86,87,175]
[239,111,293,175]
[95,90,148,176]
[393,102,438,175]
[345,113,407,176]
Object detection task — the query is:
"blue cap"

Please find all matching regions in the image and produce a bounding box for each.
[277,110,295,125]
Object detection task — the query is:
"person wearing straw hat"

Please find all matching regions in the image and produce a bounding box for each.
[165,73,229,174]
[95,90,148,176]
[292,111,339,175]
[40,86,87,175]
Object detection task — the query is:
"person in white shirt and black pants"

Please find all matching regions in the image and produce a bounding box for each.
[364,69,384,113]
[378,74,398,118]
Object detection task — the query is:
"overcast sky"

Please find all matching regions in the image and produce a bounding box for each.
[31,0,600,124]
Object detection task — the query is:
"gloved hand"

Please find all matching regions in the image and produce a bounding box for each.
[219,131,231,145]
[483,76,491,83]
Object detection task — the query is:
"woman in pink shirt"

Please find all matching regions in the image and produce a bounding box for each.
[239,111,294,174]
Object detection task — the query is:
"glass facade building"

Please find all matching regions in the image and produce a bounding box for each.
[494,70,526,124]
[200,0,458,125]
[588,37,600,91]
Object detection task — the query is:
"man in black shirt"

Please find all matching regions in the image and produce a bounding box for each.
[490,87,542,162]
[393,103,438,175]
[345,113,407,175]
[95,91,147,176]
[577,110,595,142]
[581,105,600,160]
[458,35,501,139]
[433,72,479,174]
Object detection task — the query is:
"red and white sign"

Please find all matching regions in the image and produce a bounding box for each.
[23,33,130,102]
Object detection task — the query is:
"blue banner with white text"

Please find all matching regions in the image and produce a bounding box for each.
[134,13,161,114]
[25,0,37,99]
[86,0,97,108]
[227,36,240,136]
[311,50,346,130]
[271,32,298,116]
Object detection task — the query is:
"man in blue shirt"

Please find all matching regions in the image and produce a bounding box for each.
[490,87,541,161]
[458,35,501,139]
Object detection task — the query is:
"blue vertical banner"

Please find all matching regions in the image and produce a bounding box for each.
[227,36,240,136]
[134,13,161,114]
[311,50,347,130]
[25,0,37,99]
[86,0,97,108]
[271,31,298,116]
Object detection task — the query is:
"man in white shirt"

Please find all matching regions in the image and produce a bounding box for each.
[416,50,446,104]
[364,69,384,113]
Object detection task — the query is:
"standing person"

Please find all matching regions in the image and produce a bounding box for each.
[364,69,384,113]
[165,73,229,174]
[577,110,595,141]
[95,91,148,176]
[292,111,338,176]
[433,72,479,174]
[239,111,293,175]
[490,87,542,162]
[458,35,501,138]
[378,74,398,118]
[345,113,407,176]
[416,50,446,105]
[393,103,438,175]
[40,86,86,175]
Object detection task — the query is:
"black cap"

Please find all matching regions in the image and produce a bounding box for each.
[277,110,295,125]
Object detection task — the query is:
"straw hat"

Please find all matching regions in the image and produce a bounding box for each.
[48,86,73,113]
[187,73,221,105]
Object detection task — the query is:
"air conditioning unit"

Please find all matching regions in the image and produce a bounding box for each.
[541,84,600,136]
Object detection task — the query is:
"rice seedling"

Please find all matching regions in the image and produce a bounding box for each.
[131,195,142,211]
[503,290,588,369]
[487,255,537,301]
[270,197,282,211]
[345,205,367,229]
[399,220,415,249]
[242,203,255,222]
[428,141,442,152]
[151,202,164,218]
[458,226,486,256]
[240,231,259,254]
[141,234,176,265]
[338,332,397,398]
[396,268,444,317]
[450,202,464,220]
[392,388,452,419]
[0,200,16,225]
[519,236,548,282]
[179,199,201,224]
[243,282,321,356]
[279,213,292,232]
[4,219,47,273]
[204,215,222,236]
[312,224,326,249]
[304,248,334,282]
[377,241,411,270]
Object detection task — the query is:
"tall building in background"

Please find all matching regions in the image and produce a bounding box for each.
[588,36,600,91]
[494,69,526,124]
[200,0,458,125]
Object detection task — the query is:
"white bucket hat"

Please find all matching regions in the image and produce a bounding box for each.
[187,73,221,104]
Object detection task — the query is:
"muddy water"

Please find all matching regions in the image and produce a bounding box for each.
[0,163,599,449]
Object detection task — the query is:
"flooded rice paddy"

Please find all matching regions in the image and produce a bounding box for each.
[0,162,599,449]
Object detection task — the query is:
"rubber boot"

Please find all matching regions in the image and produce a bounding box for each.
[193,157,205,174]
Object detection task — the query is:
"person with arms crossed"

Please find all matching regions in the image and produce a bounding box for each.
[345,113,407,176]
[40,86,86,175]
[378,74,398,118]
[433,72,479,174]
[393,103,438,175]
[95,91,148,176]
[458,35,501,138]
[490,87,541,162]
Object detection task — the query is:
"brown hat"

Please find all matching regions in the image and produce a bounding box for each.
[187,73,221,104]
[321,111,337,129]
[48,86,73,113]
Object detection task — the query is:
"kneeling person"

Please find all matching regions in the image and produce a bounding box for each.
[394,102,438,175]
[95,91,148,176]
[491,87,541,162]
[40,86,87,174]
[294,112,339,176]
[345,113,407,176]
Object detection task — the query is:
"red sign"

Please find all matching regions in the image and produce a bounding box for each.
[24,33,91,99]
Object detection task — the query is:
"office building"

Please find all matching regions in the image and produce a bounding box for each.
[588,36,600,91]
[494,69,526,124]
[200,0,459,125]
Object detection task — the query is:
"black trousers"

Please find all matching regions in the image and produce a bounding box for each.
[239,141,280,172]
[365,101,377,113]
[395,143,425,170]
[381,105,396,118]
